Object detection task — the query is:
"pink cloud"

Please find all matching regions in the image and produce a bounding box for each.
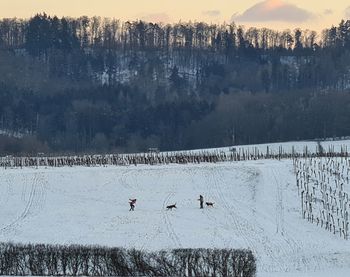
[232,0,314,23]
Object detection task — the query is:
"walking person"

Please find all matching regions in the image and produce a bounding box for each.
[129,199,136,211]
[198,195,204,209]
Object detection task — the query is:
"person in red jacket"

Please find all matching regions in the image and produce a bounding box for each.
[129,199,136,211]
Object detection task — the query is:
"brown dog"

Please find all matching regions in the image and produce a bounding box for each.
[166,203,177,210]
[205,202,214,207]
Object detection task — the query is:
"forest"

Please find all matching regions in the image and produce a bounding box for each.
[0,14,350,154]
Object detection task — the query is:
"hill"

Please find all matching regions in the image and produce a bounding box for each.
[1,140,350,276]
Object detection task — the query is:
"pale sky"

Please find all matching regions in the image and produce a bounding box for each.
[1,0,349,32]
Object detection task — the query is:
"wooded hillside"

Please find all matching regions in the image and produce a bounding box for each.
[1,14,350,154]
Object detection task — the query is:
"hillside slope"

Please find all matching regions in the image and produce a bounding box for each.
[1,157,350,276]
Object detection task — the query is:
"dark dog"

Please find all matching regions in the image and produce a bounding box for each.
[166,203,177,210]
[205,202,214,207]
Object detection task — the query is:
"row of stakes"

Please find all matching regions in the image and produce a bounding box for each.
[294,157,349,240]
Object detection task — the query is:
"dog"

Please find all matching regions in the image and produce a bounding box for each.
[205,202,214,207]
[166,203,177,210]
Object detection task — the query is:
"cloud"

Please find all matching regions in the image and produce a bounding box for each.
[140,13,170,23]
[346,6,350,18]
[202,10,221,17]
[232,0,314,23]
[323,9,333,16]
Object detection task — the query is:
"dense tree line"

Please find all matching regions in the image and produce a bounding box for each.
[0,14,350,154]
[0,242,256,276]
[1,14,350,90]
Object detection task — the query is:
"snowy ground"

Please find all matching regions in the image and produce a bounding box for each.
[1,159,350,276]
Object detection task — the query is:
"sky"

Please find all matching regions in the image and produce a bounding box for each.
[1,0,350,32]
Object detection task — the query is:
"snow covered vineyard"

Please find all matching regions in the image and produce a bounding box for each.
[295,157,350,240]
[1,141,350,276]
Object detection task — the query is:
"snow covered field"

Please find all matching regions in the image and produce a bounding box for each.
[1,150,350,275]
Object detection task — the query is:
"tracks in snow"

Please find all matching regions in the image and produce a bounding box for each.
[0,171,47,235]
[273,167,285,236]
[162,192,182,248]
[0,172,12,209]
[270,166,317,271]
[210,166,287,272]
